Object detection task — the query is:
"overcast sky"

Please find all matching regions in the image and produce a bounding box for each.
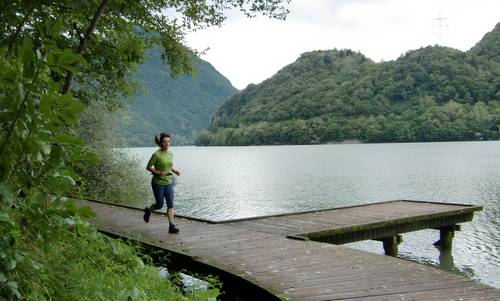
[186,0,500,90]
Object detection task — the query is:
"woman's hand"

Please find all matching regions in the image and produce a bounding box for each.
[147,166,165,177]
[173,169,181,176]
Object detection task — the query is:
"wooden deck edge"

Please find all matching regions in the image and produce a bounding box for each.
[401,199,483,210]
[217,200,482,224]
[72,197,482,225]
[93,228,286,301]
[217,200,404,223]
[300,210,478,244]
[79,199,500,300]
[305,281,496,301]
[70,196,219,224]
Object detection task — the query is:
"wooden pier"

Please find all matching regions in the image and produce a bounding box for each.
[78,199,500,300]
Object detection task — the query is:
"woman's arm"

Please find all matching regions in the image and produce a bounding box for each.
[147,165,165,177]
[172,168,181,176]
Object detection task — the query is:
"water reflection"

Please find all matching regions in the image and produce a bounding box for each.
[126,141,500,288]
[439,249,454,271]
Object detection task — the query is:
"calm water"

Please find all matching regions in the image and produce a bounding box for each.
[126,141,500,288]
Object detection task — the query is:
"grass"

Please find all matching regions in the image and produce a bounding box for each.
[1,194,219,300]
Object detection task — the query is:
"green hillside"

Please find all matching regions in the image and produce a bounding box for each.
[121,47,237,146]
[196,23,500,146]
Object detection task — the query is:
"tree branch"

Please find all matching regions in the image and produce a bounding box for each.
[6,4,37,55]
[61,0,110,94]
[0,70,39,163]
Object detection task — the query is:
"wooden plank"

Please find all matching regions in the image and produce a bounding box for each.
[76,199,497,301]
[297,280,496,301]
[231,201,480,241]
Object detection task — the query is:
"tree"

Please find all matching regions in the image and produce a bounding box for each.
[1,0,289,103]
[0,0,291,196]
[0,1,290,298]
[197,26,500,146]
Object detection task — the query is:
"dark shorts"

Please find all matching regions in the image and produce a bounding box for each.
[151,182,174,209]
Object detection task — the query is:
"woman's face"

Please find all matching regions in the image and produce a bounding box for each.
[160,136,170,151]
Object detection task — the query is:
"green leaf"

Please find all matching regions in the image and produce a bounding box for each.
[46,52,55,65]
[37,140,51,155]
[77,206,96,219]
[61,175,76,186]
[56,93,85,123]
[6,259,17,270]
[7,281,21,298]
[49,135,84,145]
[59,64,77,73]
[3,69,19,82]
[47,144,64,166]
[73,150,99,163]
[49,19,63,38]
[34,151,43,162]
[63,217,76,225]
[193,288,220,299]
[20,38,34,64]
[40,93,55,114]
[25,139,39,155]
[63,199,77,212]
[50,171,76,187]
[0,213,14,225]
[7,281,18,289]
[58,49,85,67]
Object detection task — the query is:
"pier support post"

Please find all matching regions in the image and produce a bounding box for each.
[378,235,403,257]
[433,225,460,251]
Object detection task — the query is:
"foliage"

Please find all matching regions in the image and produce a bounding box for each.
[0,33,97,202]
[77,101,150,205]
[121,47,237,146]
[1,193,189,300]
[0,0,289,106]
[197,25,500,146]
[1,0,290,299]
[168,271,222,301]
[468,23,500,63]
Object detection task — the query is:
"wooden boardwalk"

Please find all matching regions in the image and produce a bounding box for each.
[78,199,500,300]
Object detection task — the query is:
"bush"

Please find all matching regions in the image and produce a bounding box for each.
[1,193,190,300]
[76,101,150,205]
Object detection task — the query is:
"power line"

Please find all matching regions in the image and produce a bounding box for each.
[433,13,449,45]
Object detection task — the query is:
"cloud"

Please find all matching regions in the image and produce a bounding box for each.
[186,0,500,89]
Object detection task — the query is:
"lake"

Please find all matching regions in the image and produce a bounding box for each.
[126,141,500,288]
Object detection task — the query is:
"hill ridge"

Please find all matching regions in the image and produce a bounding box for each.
[121,47,237,146]
[197,23,500,146]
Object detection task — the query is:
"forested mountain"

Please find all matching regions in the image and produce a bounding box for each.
[196,23,500,146]
[121,47,237,146]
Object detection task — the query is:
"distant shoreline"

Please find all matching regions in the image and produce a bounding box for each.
[125,138,500,148]
[327,139,363,144]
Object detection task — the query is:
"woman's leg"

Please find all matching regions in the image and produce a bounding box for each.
[165,184,178,233]
[167,208,174,225]
[151,182,166,210]
[144,183,165,222]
